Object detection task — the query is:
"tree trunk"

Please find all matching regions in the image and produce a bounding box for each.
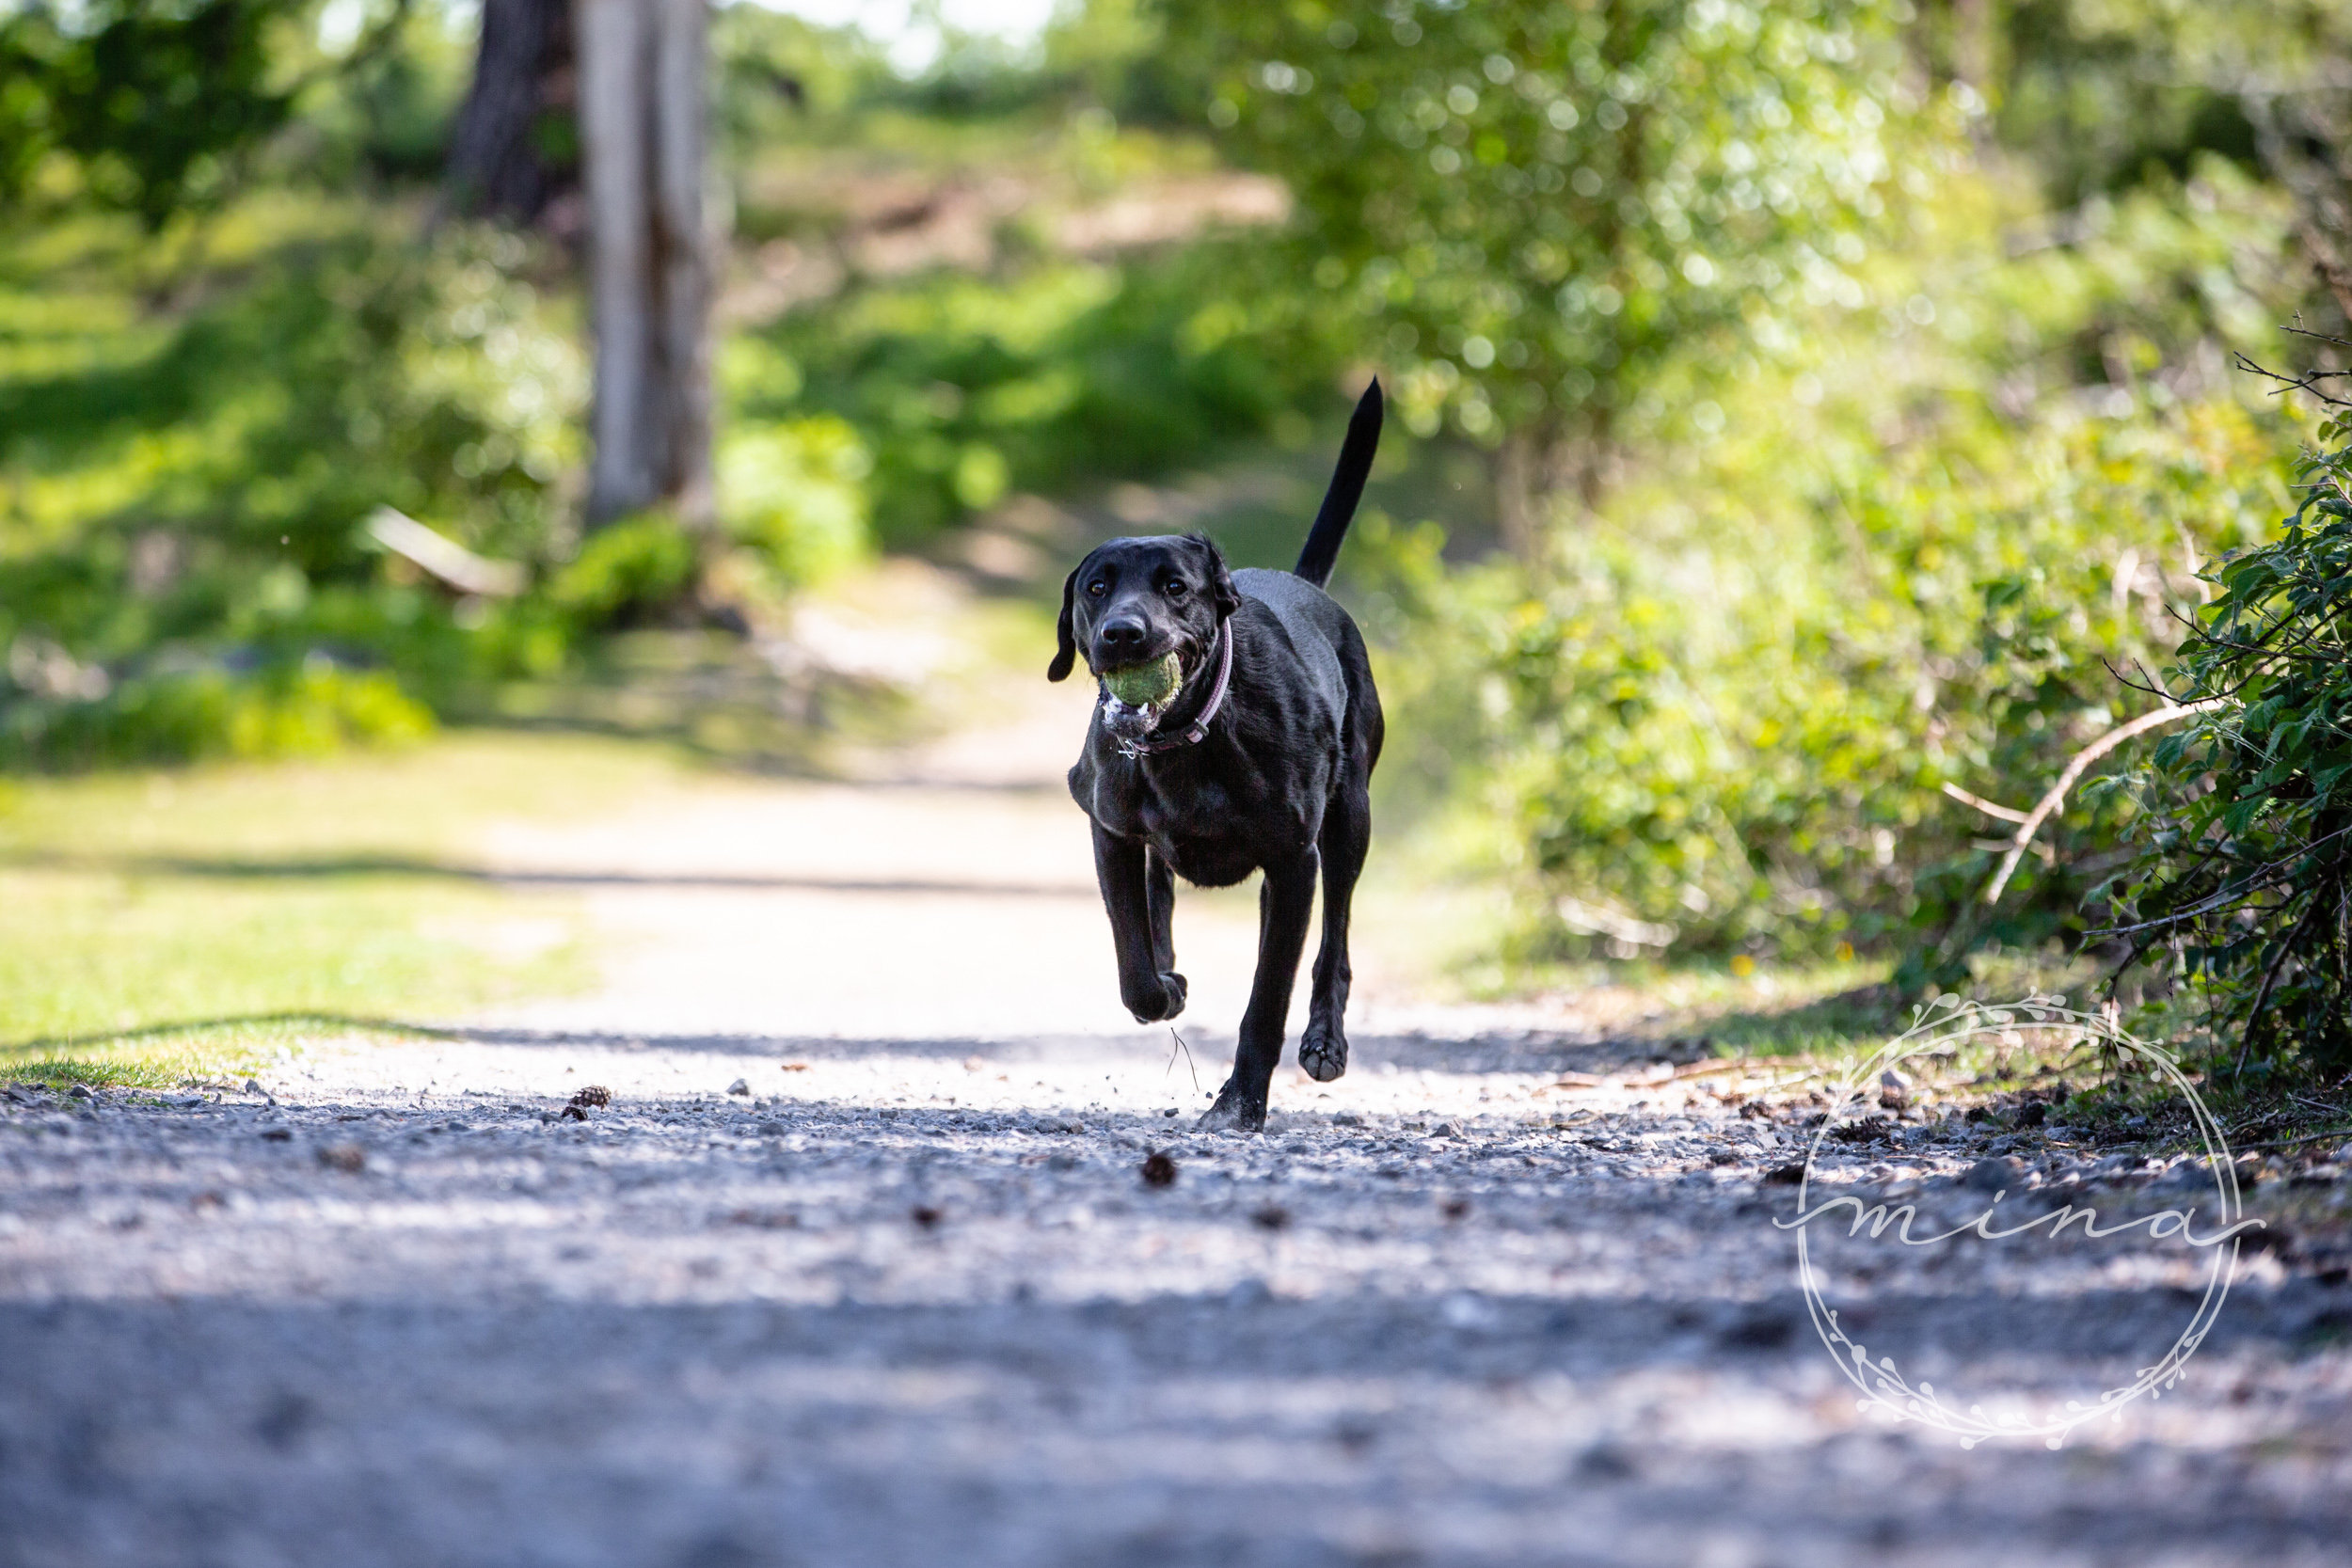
[1495,434,1543,566]
[577,0,713,529]
[1495,420,1611,565]
[443,0,579,228]
[1948,0,1994,99]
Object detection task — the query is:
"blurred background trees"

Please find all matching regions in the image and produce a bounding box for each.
[574,0,712,528]
[0,0,307,229]
[442,0,577,228]
[1161,0,1919,553]
[3,0,2351,1087]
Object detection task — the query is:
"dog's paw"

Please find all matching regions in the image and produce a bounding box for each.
[1297,1023,1348,1084]
[1196,1082,1266,1134]
[1123,971,1188,1024]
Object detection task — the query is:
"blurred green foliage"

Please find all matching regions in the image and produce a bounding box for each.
[0,0,476,215]
[0,0,1359,767]
[712,4,890,153]
[1160,0,1935,507]
[1992,0,2349,205]
[733,247,1335,548]
[0,0,303,227]
[0,207,586,765]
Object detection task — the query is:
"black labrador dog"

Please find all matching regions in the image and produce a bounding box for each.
[1050,382,1385,1132]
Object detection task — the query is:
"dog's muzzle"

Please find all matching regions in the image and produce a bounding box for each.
[1097,657,1180,744]
[1097,624,1233,758]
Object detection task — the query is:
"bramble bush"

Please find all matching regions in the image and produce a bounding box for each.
[1468,397,2293,973]
[2098,399,2352,1080]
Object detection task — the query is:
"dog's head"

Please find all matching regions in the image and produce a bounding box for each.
[1048,532,1240,736]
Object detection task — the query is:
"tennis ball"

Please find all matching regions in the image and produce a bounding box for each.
[1101,651,1182,707]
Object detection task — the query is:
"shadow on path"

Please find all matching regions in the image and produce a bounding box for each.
[5,1009,1721,1079]
[0,849,1093,899]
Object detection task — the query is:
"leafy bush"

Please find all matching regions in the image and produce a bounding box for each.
[1159,0,1941,539]
[716,416,872,588]
[1354,159,2304,979]
[539,513,701,626]
[0,213,586,766]
[0,661,433,768]
[2098,409,2352,1078]
[1407,401,2288,967]
[0,0,304,227]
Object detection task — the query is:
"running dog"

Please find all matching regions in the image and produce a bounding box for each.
[1050,383,1385,1132]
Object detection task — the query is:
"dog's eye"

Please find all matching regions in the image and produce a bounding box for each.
[1087,579,1107,597]
[1164,579,1188,597]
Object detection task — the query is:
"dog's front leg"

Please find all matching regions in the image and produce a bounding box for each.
[1146,846,1178,979]
[1200,850,1318,1133]
[1094,823,1187,1023]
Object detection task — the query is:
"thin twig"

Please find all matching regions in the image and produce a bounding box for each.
[1943,781,2031,825]
[1672,1056,1772,1080]
[2235,892,2321,1082]
[1553,1056,1786,1091]
[2237,350,2352,407]
[2094,821,2352,942]
[1983,700,2233,905]
[1165,1027,1200,1094]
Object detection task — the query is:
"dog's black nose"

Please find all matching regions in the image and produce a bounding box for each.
[1096,615,1148,656]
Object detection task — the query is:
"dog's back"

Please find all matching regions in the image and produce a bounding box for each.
[1235,566,1350,731]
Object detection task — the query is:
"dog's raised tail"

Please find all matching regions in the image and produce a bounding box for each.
[1292,379,1383,590]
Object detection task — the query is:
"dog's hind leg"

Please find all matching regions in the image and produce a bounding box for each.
[1298,783,1369,1083]
[1200,850,1318,1133]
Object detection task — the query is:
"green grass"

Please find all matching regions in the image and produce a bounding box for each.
[1672,968,1912,1060]
[1,1016,450,1091]
[1620,948,2115,1060]
[0,731,679,1085]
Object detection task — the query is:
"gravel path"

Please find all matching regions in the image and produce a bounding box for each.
[4,703,2350,1566]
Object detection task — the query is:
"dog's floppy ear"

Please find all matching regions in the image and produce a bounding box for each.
[1047,564,1080,681]
[1189,533,1240,620]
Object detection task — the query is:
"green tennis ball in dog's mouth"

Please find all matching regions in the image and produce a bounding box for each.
[1100,651,1183,707]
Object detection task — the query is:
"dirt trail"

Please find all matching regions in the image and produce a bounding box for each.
[467,673,1274,1046]
[3,688,2349,1566]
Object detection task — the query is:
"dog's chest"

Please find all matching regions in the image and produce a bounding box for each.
[1140,784,1265,888]
[1090,766,1245,846]
[1155,832,1262,889]
[1074,742,1318,888]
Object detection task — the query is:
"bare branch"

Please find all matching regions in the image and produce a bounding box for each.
[1983,700,2234,905]
[2237,351,2352,408]
[1942,781,2031,825]
[366,508,528,597]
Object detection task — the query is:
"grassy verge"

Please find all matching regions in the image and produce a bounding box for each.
[0,731,678,1085]
[0,1017,453,1092]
